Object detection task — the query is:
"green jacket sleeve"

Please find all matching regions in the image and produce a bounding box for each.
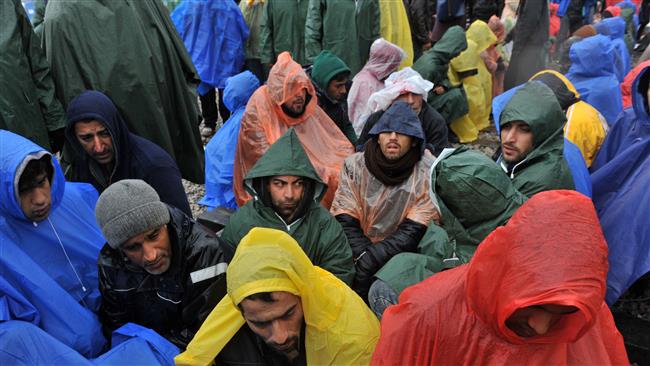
[304,0,324,63]
[259,1,274,65]
[317,212,356,286]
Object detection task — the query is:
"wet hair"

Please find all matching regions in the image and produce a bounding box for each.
[245,292,276,303]
[18,155,53,194]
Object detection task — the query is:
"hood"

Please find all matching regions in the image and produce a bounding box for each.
[450,40,479,74]
[223,71,260,113]
[368,101,425,144]
[466,20,497,54]
[244,128,326,202]
[630,63,650,126]
[266,52,317,125]
[431,147,526,246]
[500,81,567,150]
[530,70,581,110]
[594,16,626,40]
[364,38,406,81]
[311,50,351,91]
[466,190,608,344]
[567,35,617,77]
[622,60,650,110]
[604,5,622,17]
[65,90,132,170]
[431,26,468,63]
[366,67,433,114]
[0,130,66,222]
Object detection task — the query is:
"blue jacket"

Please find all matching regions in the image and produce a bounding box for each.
[594,17,631,82]
[0,129,106,357]
[566,35,623,126]
[171,0,249,93]
[200,71,260,210]
[591,63,650,171]
[65,90,192,217]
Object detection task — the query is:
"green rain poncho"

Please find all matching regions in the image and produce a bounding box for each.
[375,147,526,295]
[221,129,355,285]
[412,26,468,124]
[259,0,309,65]
[1,0,66,151]
[42,0,204,183]
[498,81,575,197]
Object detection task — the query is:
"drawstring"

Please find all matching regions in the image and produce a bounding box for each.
[47,217,89,307]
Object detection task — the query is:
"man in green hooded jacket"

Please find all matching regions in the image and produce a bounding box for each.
[221,129,355,285]
[497,82,575,197]
[260,0,310,68]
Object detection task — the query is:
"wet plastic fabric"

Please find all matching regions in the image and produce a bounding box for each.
[531,70,609,167]
[448,39,483,143]
[594,17,631,82]
[485,16,507,97]
[0,130,106,357]
[379,0,413,69]
[171,0,248,91]
[199,71,260,210]
[175,228,380,366]
[259,0,309,65]
[466,20,498,131]
[348,38,406,134]
[621,60,650,108]
[566,35,623,126]
[365,67,433,118]
[372,190,629,365]
[43,0,205,183]
[233,52,354,208]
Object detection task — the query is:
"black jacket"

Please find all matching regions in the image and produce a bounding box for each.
[313,82,358,145]
[357,102,449,156]
[98,205,227,349]
[335,214,427,300]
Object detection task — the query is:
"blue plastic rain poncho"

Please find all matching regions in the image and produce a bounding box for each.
[0,129,106,357]
[591,63,650,171]
[566,35,623,126]
[550,0,571,16]
[171,0,248,94]
[199,71,260,210]
[492,85,592,197]
[594,17,631,82]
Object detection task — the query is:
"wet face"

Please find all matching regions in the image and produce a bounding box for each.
[19,172,52,222]
[74,120,115,165]
[378,131,415,160]
[240,292,304,361]
[500,121,534,164]
[326,77,348,101]
[267,176,305,222]
[120,225,172,275]
[395,92,424,115]
[506,304,579,338]
[282,89,307,115]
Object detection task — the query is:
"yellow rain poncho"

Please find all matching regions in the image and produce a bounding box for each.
[448,40,481,143]
[531,70,608,167]
[379,0,414,69]
[175,228,380,366]
[466,20,497,131]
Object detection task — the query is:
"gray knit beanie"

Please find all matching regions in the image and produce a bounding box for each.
[95,179,170,249]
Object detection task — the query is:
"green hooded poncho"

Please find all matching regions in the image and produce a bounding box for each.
[1,0,67,151]
[376,147,526,295]
[221,129,355,285]
[42,0,205,183]
[412,26,469,124]
[499,81,575,197]
[259,0,310,65]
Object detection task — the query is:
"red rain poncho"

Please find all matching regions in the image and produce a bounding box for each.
[372,190,629,366]
[233,52,354,208]
[621,60,650,109]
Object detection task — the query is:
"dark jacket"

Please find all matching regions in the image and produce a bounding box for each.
[314,83,358,145]
[65,90,192,217]
[216,325,307,366]
[357,102,449,155]
[402,0,434,48]
[98,205,227,349]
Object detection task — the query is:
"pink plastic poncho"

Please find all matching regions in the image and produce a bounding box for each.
[233,52,354,208]
[348,38,406,135]
[484,15,507,97]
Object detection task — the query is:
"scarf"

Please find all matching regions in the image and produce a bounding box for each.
[364,139,421,186]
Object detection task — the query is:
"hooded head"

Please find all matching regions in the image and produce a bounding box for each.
[311,50,351,95]
[594,16,626,40]
[364,38,406,81]
[631,62,650,125]
[466,20,497,54]
[530,70,581,110]
[368,101,425,154]
[267,52,317,124]
[431,26,468,63]
[223,71,260,114]
[466,190,608,344]
[0,130,66,223]
[488,15,505,43]
[567,35,617,78]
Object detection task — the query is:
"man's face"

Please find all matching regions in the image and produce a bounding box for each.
[505,304,578,338]
[500,121,534,164]
[267,176,305,222]
[378,131,414,161]
[240,292,304,361]
[395,92,424,115]
[282,89,307,115]
[326,77,348,101]
[74,120,115,165]
[19,172,52,222]
[120,225,172,275]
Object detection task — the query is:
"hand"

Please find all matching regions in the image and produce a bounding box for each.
[434,85,445,95]
[422,42,433,51]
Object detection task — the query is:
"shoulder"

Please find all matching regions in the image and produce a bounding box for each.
[131,134,177,168]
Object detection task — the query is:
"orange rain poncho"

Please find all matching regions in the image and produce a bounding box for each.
[233,52,354,208]
[372,190,629,365]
